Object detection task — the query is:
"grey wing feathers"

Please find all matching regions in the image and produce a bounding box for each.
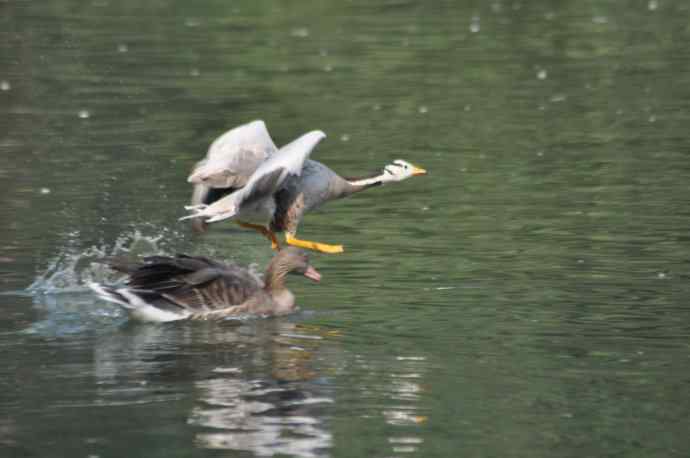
[181,129,326,224]
[233,129,326,205]
[188,120,278,188]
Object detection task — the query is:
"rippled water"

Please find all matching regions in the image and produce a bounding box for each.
[2,1,690,457]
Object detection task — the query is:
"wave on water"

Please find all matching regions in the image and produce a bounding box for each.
[20,226,266,335]
[27,228,181,295]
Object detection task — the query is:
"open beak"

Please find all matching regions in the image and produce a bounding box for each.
[303,265,322,283]
[411,164,427,176]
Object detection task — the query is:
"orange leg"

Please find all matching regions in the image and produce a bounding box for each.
[236,221,280,250]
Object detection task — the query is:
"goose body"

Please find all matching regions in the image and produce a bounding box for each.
[182,120,426,253]
[89,247,321,322]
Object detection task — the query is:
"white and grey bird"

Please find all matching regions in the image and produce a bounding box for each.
[181,120,427,253]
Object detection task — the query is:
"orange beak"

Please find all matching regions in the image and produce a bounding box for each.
[411,164,427,176]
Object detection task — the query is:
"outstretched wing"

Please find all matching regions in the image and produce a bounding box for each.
[188,120,279,189]
[181,130,326,223]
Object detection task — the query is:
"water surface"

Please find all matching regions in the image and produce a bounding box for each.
[2,1,690,457]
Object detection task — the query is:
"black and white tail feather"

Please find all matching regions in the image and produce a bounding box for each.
[89,283,190,322]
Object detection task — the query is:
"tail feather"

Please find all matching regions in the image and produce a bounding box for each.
[179,193,239,223]
[89,282,136,309]
[89,283,189,322]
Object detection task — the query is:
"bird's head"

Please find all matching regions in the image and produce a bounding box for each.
[382,159,427,183]
[281,248,322,282]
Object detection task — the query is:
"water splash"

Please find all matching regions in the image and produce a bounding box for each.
[28,229,176,295]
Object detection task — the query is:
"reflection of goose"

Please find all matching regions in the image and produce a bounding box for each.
[182,120,426,253]
[191,376,333,458]
[89,248,321,322]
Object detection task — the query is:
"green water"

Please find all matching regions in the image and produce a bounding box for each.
[2,1,690,457]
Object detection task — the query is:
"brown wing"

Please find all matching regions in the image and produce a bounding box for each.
[113,255,223,290]
[160,267,262,311]
[106,254,262,312]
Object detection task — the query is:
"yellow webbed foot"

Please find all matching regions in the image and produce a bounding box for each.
[285,234,344,254]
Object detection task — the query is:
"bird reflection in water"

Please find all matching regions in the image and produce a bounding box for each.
[382,355,429,455]
[188,322,335,457]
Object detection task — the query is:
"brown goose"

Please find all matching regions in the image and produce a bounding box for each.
[182,120,426,254]
[89,247,321,322]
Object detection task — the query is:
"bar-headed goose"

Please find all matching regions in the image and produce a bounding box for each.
[89,247,321,322]
[182,120,426,253]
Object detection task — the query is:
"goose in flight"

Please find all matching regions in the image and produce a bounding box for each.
[89,247,321,322]
[181,120,426,253]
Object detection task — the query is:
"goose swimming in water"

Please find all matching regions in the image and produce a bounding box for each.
[89,247,321,322]
[181,120,426,253]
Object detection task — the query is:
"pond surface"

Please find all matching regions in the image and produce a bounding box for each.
[2,0,690,457]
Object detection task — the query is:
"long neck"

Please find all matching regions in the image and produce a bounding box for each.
[263,262,287,292]
[342,170,388,195]
[262,262,295,313]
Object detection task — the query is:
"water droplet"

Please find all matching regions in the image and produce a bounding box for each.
[418,106,428,114]
[185,18,200,27]
[469,22,480,33]
[536,151,544,157]
[464,104,471,111]
[0,80,10,91]
[544,11,555,20]
[372,103,381,111]
[592,16,608,24]
[649,115,657,123]
[577,259,584,264]
[323,64,333,72]
[40,187,51,195]
[190,68,200,77]
[340,134,350,142]
[648,0,658,11]
[657,272,666,279]
[550,94,566,103]
[78,110,90,119]
[537,69,547,79]
[290,27,309,38]
[117,44,128,53]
